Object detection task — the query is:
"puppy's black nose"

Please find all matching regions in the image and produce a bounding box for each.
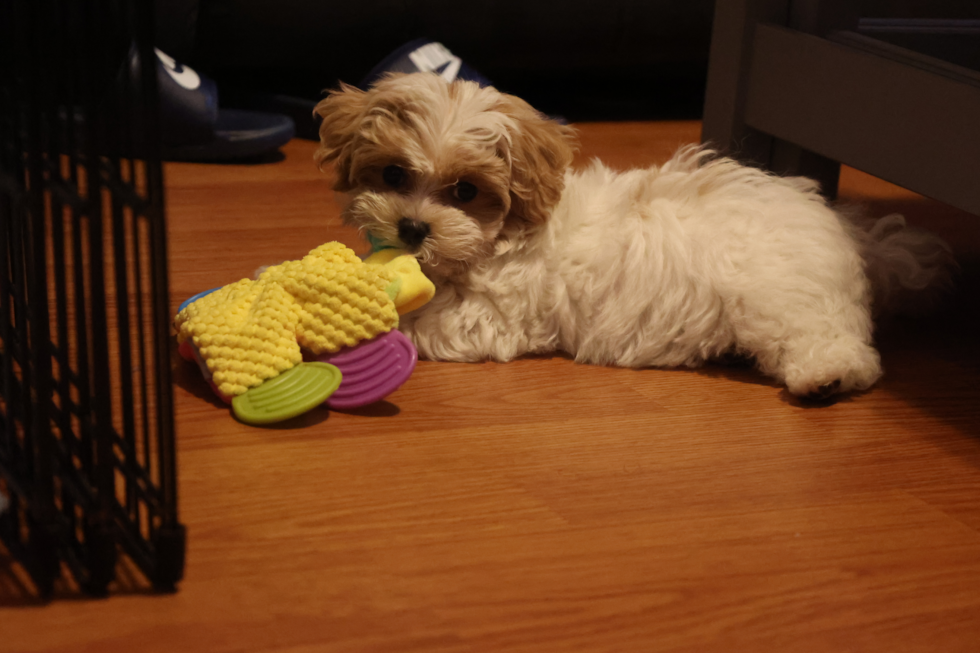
[397,218,431,249]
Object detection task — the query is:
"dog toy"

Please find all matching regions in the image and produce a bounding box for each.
[175,242,434,424]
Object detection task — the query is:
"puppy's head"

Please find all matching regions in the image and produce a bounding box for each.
[314,73,576,279]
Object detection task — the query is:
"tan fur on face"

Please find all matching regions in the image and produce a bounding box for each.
[313,82,368,192]
[314,73,577,278]
[492,94,576,229]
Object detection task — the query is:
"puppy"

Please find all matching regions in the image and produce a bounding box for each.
[314,72,953,399]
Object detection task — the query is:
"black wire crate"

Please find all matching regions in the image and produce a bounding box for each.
[0,0,184,599]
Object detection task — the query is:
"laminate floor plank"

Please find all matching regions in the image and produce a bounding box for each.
[4,121,980,653]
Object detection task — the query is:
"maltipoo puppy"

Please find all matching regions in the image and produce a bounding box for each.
[314,72,952,399]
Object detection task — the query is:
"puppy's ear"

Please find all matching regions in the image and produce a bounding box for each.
[314,83,368,191]
[497,94,577,226]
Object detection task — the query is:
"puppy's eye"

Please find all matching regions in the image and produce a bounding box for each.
[382,165,406,188]
[453,181,478,203]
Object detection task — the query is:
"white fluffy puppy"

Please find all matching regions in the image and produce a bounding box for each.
[314,72,952,399]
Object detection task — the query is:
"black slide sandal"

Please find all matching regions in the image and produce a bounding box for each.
[151,48,295,161]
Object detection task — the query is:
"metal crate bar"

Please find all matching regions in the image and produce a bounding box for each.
[0,0,184,600]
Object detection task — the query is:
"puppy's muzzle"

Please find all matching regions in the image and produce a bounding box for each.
[398,218,431,249]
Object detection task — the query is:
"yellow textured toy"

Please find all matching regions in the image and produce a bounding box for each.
[175,242,434,423]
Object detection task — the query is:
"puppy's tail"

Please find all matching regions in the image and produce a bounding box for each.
[853,213,956,316]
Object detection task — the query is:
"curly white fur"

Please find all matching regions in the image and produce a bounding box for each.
[315,73,954,398]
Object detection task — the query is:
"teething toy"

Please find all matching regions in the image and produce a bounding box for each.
[175,242,433,424]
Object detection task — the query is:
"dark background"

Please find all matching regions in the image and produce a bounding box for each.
[154,0,980,130]
[155,0,715,125]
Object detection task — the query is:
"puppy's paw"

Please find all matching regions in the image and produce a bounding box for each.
[801,379,841,402]
[781,339,882,398]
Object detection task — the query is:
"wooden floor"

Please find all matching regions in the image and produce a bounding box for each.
[5,121,980,652]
